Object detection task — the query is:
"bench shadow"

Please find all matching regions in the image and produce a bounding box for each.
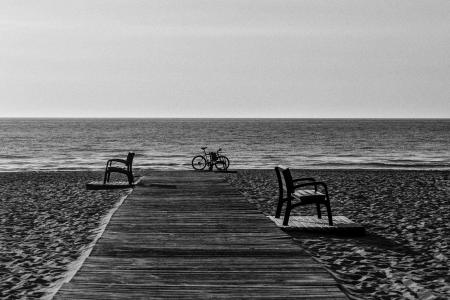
[286,230,418,255]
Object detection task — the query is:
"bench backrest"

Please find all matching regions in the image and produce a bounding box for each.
[282,168,295,194]
[275,166,295,198]
[275,166,289,199]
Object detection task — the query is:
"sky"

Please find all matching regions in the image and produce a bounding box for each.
[0,0,449,118]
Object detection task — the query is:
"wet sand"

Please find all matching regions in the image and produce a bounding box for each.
[225,169,450,300]
[0,169,449,299]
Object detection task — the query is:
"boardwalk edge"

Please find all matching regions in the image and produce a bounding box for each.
[43,178,141,300]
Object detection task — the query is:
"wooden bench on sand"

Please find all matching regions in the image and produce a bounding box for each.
[272,166,364,235]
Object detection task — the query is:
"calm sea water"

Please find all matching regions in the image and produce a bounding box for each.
[0,118,448,171]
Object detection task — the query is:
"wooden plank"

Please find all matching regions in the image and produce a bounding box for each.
[86,181,135,190]
[54,171,348,299]
[86,177,143,190]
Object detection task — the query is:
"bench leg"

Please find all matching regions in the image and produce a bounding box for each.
[283,205,291,226]
[326,202,333,226]
[127,173,134,185]
[103,171,109,184]
[316,203,322,219]
[275,198,284,218]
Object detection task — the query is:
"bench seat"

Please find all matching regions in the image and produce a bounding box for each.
[293,189,326,204]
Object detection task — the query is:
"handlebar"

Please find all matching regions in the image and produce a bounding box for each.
[201,147,223,154]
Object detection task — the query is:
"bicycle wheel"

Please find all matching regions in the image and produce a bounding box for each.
[220,155,230,169]
[216,155,230,171]
[192,155,207,170]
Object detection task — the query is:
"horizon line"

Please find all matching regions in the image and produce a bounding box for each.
[0,116,449,120]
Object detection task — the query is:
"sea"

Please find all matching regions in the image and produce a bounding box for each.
[0,118,449,171]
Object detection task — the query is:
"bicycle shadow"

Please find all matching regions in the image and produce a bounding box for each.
[192,169,238,173]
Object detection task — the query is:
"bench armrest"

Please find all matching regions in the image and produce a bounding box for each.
[292,178,315,183]
[294,181,329,195]
[106,159,128,166]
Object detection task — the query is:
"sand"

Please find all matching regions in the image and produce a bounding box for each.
[224,169,450,300]
[0,169,448,299]
[0,171,130,299]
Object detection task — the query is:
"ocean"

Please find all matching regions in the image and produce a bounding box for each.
[0,118,448,171]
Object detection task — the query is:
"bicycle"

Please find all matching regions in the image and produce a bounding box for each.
[191,147,230,171]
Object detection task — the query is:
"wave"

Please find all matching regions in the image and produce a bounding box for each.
[0,154,31,159]
[1,118,448,171]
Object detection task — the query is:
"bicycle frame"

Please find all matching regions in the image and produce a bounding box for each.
[201,148,222,167]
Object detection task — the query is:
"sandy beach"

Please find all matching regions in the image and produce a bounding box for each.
[225,169,450,299]
[0,171,130,299]
[0,169,449,299]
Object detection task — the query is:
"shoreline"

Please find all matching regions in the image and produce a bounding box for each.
[0,168,450,176]
[0,169,448,299]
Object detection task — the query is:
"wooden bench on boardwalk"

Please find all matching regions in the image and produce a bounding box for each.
[54,171,348,299]
[86,152,136,190]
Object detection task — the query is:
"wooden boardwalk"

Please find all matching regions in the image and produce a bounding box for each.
[55,171,347,299]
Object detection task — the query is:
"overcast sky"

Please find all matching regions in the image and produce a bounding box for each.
[1,0,449,118]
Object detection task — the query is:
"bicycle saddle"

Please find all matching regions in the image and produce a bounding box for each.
[201,147,207,150]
